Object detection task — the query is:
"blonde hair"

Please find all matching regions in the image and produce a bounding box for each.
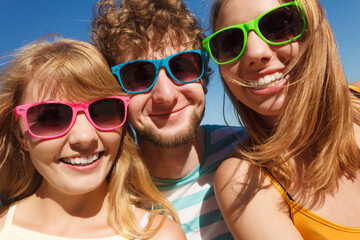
[0,37,179,238]
[91,0,212,88]
[211,0,360,198]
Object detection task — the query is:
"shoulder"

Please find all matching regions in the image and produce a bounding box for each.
[150,215,186,240]
[0,205,10,231]
[215,157,262,201]
[214,158,303,239]
[202,124,246,136]
[202,124,247,148]
[215,156,258,180]
[214,158,278,213]
[134,208,185,240]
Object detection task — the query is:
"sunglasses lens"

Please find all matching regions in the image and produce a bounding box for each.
[27,103,73,137]
[259,5,304,43]
[169,52,203,82]
[209,28,245,64]
[89,98,125,129]
[120,61,156,92]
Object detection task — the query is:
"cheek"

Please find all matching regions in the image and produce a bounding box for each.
[220,62,240,79]
[128,103,142,126]
[277,42,300,62]
[101,131,123,167]
[183,83,206,104]
[128,95,147,116]
[193,88,205,106]
[99,129,123,153]
[224,78,246,101]
[26,138,65,169]
[220,64,245,96]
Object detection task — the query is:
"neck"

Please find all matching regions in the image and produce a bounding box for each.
[33,180,109,218]
[140,126,206,179]
[13,181,114,237]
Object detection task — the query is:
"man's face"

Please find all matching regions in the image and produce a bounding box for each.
[119,46,206,148]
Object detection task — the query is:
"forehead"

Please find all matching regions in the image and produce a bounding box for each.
[20,79,57,105]
[20,73,88,105]
[116,45,193,64]
[145,44,192,60]
[115,33,193,64]
[217,0,282,30]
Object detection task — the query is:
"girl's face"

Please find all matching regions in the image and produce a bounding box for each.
[17,80,123,198]
[217,0,301,123]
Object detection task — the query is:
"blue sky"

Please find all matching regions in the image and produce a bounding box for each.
[1,0,359,126]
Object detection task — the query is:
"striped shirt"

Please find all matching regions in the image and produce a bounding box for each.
[154,125,247,240]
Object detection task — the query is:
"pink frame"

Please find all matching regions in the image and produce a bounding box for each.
[15,96,130,139]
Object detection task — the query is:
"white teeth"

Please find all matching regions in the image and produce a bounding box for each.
[247,72,284,89]
[264,75,271,82]
[258,77,265,85]
[61,153,99,166]
[275,72,282,79]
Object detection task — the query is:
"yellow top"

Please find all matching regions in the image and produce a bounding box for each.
[0,204,147,240]
[262,169,360,240]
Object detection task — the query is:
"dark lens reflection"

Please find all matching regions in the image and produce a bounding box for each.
[169,52,202,82]
[27,103,72,137]
[120,61,156,92]
[89,98,125,129]
[210,28,244,63]
[259,5,304,43]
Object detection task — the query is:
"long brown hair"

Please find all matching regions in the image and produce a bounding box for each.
[211,0,360,198]
[0,37,179,238]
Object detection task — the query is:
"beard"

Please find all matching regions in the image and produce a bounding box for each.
[136,108,204,149]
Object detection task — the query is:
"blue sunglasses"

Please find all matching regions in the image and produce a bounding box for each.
[111,50,207,93]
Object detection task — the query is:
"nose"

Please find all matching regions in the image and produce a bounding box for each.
[151,67,179,104]
[67,113,98,151]
[242,31,273,68]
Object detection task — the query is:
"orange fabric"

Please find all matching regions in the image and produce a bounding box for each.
[349,85,360,93]
[262,169,360,240]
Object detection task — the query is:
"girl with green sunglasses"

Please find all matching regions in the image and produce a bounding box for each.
[207,0,360,239]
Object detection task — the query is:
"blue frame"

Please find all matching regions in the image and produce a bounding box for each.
[111,49,207,93]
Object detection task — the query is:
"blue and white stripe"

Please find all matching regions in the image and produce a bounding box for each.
[154,125,247,240]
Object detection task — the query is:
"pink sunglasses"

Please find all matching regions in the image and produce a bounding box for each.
[15,96,130,139]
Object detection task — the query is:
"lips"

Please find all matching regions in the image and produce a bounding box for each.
[149,106,186,118]
[60,152,102,166]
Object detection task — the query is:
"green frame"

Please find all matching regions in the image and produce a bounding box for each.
[202,1,306,65]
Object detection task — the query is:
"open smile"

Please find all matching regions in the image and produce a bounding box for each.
[247,72,285,90]
[60,152,103,166]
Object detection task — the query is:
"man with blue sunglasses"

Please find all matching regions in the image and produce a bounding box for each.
[91,0,247,239]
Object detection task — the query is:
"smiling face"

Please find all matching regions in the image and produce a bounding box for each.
[217,0,301,123]
[124,46,206,148]
[17,80,123,197]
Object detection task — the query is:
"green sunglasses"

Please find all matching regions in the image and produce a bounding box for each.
[203,1,306,65]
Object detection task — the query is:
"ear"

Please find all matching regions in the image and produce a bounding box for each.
[15,127,29,152]
[203,86,208,95]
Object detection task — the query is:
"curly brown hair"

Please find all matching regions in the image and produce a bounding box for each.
[91,0,211,88]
